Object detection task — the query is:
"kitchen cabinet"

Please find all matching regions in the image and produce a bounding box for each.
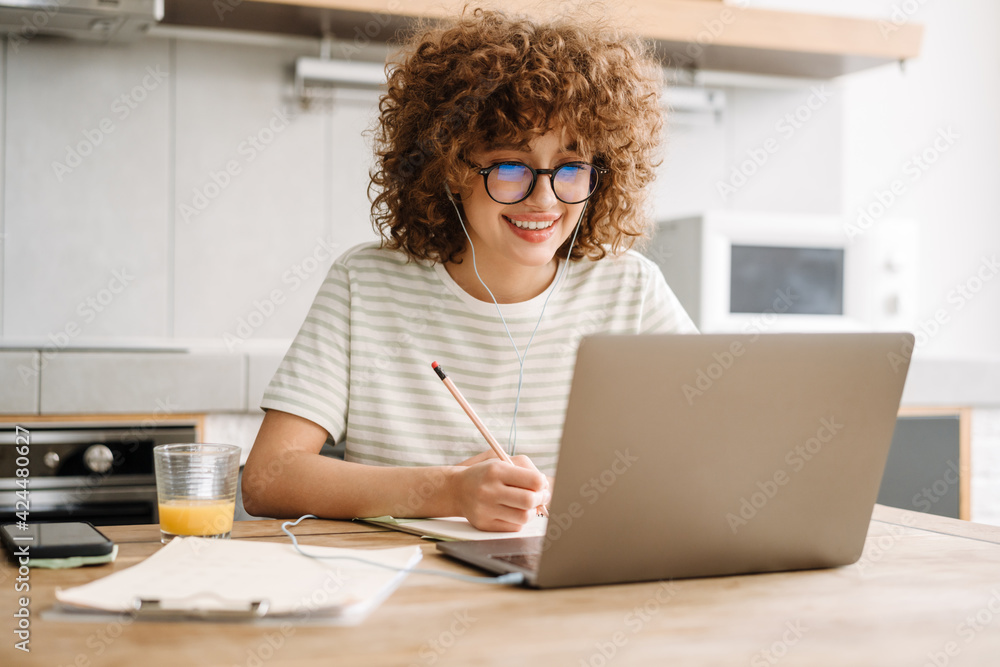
[163,0,923,78]
[3,39,172,342]
[878,407,971,520]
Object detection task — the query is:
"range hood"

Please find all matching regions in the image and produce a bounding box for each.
[0,0,162,43]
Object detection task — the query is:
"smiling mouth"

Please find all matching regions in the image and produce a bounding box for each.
[503,215,558,231]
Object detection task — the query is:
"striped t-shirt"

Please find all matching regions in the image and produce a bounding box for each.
[260,242,697,475]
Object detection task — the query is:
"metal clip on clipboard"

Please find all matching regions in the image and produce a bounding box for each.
[133,593,270,621]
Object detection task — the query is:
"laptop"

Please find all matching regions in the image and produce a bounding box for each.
[437,332,914,588]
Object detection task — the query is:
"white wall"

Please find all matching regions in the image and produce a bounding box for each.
[655,84,843,219]
[844,1,1000,362]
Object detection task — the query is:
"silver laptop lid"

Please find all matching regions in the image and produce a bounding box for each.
[534,333,913,588]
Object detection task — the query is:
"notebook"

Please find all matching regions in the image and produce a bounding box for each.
[437,332,914,588]
[361,515,548,541]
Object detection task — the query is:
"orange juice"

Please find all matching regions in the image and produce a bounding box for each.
[158,499,236,537]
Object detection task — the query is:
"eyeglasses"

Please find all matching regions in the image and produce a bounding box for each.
[474,162,609,205]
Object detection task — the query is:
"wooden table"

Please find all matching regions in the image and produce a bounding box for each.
[3,505,1000,666]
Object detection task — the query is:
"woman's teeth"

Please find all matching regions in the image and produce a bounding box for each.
[504,216,556,230]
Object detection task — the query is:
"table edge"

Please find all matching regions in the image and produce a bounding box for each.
[872,504,1000,544]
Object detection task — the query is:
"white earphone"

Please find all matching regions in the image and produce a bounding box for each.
[443,181,586,455]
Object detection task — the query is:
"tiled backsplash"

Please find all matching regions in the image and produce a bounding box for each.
[0,31,845,349]
[3,36,380,346]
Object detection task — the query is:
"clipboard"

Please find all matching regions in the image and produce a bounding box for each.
[51,536,422,625]
[132,595,270,621]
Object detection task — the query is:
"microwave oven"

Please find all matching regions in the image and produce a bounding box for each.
[646,211,917,333]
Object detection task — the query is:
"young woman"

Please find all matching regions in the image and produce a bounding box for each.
[242,6,696,530]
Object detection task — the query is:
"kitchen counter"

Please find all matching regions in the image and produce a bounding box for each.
[0,346,284,415]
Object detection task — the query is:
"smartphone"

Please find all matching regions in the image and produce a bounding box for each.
[1,521,114,559]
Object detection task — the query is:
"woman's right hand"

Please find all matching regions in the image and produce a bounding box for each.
[450,457,549,532]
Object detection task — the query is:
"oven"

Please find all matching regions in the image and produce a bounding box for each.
[0,420,198,527]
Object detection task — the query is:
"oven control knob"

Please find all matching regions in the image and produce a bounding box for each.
[84,444,114,474]
[43,451,61,469]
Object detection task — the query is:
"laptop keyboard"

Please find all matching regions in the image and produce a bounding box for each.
[491,551,541,572]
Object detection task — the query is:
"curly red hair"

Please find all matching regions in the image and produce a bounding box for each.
[369,4,665,263]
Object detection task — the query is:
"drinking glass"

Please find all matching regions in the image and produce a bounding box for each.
[153,443,240,543]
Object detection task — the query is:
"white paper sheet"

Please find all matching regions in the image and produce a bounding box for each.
[54,537,422,622]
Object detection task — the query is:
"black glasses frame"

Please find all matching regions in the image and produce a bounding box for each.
[475,161,610,205]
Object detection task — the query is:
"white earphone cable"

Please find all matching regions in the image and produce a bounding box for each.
[281,515,525,585]
[445,183,585,456]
